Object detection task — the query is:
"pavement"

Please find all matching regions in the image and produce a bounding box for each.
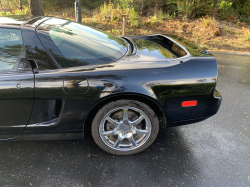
[0,52,250,187]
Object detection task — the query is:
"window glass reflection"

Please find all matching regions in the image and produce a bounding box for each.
[38,18,127,68]
[134,39,176,60]
[0,29,25,70]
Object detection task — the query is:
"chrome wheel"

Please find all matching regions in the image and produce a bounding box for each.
[99,106,152,151]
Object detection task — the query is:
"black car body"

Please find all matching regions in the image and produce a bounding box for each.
[0,16,222,155]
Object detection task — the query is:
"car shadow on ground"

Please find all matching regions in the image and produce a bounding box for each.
[0,125,200,186]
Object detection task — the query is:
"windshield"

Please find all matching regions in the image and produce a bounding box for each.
[37,18,127,68]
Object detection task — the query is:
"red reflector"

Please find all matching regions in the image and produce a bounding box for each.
[182,101,197,107]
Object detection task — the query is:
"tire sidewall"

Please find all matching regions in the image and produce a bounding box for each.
[91,100,159,155]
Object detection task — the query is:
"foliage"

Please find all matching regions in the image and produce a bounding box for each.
[0,12,5,16]
[82,0,107,10]
[128,8,141,27]
[239,16,250,25]
[111,8,114,22]
[100,1,108,16]
[6,12,13,15]
[176,0,195,17]
[200,16,213,27]
[41,0,78,12]
[238,1,250,17]
[2,0,250,25]
[118,0,134,9]
[14,7,29,15]
[218,0,237,20]
[219,1,233,10]
[150,15,158,27]
[243,30,250,42]
[157,9,164,20]
[112,0,250,22]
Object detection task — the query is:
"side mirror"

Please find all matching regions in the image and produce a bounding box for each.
[14,55,32,70]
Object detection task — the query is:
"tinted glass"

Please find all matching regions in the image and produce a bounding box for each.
[164,34,212,57]
[172,43,187,57]
[37,18,127,68]
[133,39,176,60]
[0,28,25,70]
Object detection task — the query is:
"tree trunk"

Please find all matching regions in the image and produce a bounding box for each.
[29,0,44,16]
[17,0,21,9]
[141,0,144,16]
[7,0,10,9]
[155,0,158,16]
[213,0,220,18]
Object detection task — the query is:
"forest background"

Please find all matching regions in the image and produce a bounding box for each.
[0,0,250,51]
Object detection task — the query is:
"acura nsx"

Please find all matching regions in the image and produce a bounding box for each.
[0,16,222,155]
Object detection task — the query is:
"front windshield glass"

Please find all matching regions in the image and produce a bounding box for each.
[37,18,127,68]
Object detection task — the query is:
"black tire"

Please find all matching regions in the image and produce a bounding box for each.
[91,99,159,155]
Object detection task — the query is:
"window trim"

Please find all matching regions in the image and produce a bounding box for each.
[34,19,61,70]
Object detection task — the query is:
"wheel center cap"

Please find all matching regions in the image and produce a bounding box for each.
[120,122,131,134]
[123,120,129,126]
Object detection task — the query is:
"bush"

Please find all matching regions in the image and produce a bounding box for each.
[0,12,5,16]
[100,1,108,16]
[150,15,158,27]
[200,17,211,27]
[240,16,250,25]
[157,9,164,20]
[15,8,29,16]
[218,1,237,20]
[6,12,13,15]
[119,0,133,9]
[35,0,250,22]
[236,0,250,17]
[129,8,141,27]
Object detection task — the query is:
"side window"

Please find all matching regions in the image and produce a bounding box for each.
[171,43,187,57]
[0,28,25,70]
[37,18,127,68]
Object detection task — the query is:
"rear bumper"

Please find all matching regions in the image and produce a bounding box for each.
[202,88,222,118]
[168,88,222,127]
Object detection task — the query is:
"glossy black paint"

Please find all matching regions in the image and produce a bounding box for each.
[0,17,222,139]
[0,69,34,138]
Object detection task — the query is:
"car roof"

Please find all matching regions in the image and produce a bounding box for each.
[0,16,51,28]
[0,16,30,26]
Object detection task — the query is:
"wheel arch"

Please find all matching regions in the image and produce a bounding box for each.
[83,93,167,136]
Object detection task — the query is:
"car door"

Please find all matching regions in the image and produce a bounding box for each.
[0,28,34,139]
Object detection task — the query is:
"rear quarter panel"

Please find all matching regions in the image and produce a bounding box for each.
[77,55,218,123]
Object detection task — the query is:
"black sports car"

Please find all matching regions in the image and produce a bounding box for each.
[0,16,222,155]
